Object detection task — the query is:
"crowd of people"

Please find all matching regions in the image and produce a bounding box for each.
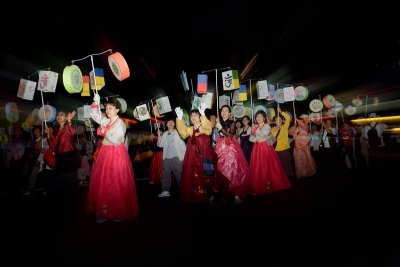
[0,99,396,224]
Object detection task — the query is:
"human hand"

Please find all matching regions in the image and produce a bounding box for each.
[93,93,100,104]
[67,111,76,123]
[175,107,183,120]
[215,122,222,130]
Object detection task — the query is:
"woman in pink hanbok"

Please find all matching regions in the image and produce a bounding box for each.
[214,105,251,202]
[87,98,139,223]
[250,110,291,194]
[289,118,317,179]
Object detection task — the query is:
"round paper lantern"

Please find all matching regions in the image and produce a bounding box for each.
[310,112,321,122]
[63,64,83,93]
[323,109,336,118]
[116,98,127,113]
[344,106,357,115]
[31,108,40,125]
[294,86,309,101]
[352,97,363,107]
[253,105,268,118]
[244,107,253,119]
[5,102,19,123]
[323,94,336,109]
[38,105,57,123]
[132,108,140,120]
[232,105,245,118]
[266,108,275,121]
[274,89,285,104]
[333,101,343,112]
[108,52,130,81]
[309,99,323,112]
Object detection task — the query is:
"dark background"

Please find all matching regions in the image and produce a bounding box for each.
[1,1,400,126]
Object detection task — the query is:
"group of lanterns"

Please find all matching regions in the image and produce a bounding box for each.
[63,52,130,95]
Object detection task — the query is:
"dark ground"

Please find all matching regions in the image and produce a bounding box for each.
[1,151,400,267]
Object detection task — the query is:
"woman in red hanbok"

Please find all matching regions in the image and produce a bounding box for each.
[250,110,291,194]
[214,105,251,201]
[87,98,139,223]
[175,105,213,204]
[148,134,163,184]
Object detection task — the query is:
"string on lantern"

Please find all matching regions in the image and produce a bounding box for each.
[71,49,112,126]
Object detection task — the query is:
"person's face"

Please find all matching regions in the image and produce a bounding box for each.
[220,107,230,120]
[106,104,119,118]
[325,120,332,127]
[235,121,242,128]
[56,112,67,124]
[256,114,265,124]
[33,128,41,137]
[275,117,282,127]
[167,120,175,130]
[190,112,200,124]
[242,117,249,126]
[209,115,217,127]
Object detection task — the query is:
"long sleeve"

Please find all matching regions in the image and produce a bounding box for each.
[199,115,212,135]
[250,125,271,142]
[159,132,168,148]
[176,119,193,140]
[281,111,291,129]
[104,119,126,145]
[218,119,235,137]
[90,106,109,126]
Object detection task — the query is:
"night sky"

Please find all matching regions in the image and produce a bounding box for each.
[1,1,400,125]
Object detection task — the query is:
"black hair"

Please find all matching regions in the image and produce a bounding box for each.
[105,98,122,113]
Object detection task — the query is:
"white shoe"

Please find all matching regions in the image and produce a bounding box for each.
[158,191,170,198]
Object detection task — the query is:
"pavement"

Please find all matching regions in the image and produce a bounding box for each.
[1,155,400,266]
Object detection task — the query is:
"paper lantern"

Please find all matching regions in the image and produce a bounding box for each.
[253,105,267,118]
[232,105,245,118]
[283,86,295,102]
[197,74,208,94]
[37,70,58,93]
[63,65,83,93]
[38,105,56,123]
[116,98,127,113]
[323,94,336,109]
[244,107,253,119]
[294,86,309,101]
[222,70,239,91]
[81,76,90,96]
[5,102,19,123]
[274,89,285,104]
[90,68,105,90]
[201,93,213,109]
[17,79,37,100]
[108,52,130,81]
[256,80,268,99]
[309,99,323,112]
[155,96,172,115]
[238,85,247,101]
[136,104,150,121]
